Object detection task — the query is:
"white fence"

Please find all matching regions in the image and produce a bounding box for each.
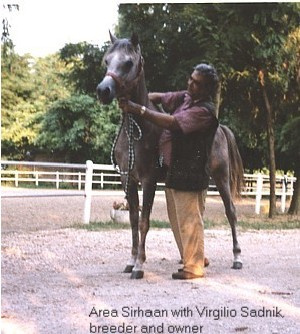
[0,160,120,190]
[1,160,296,222]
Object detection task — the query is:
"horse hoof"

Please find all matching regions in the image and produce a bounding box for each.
[124,265,134,273]
[232,261,243,270]
[130,270,144,279]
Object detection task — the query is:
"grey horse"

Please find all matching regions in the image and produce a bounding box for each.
[97,32,244,279]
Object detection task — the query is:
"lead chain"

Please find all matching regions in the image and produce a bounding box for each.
[111,114,142,198]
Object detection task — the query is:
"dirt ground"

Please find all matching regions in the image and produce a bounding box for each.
[1,188,278,232]
[1,188,300,334]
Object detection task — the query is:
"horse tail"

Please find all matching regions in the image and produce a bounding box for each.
[220,125,244,198]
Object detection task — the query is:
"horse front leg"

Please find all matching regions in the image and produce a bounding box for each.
[130,180,156,279]
[123,180,140,274]
[214,177,243,269]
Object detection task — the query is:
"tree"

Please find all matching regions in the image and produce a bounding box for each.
[1,4,19,57]
[32,54,71,103]
[279,116,300,215]
[243,4,299,217]
[37,95,120,163]
[276,27,300,214]
[1,48,36,159]
[1,5,120,164]
[118,3,300,217]
[1,51,72,159]
[1,4,37,159]
[59,42,108,96]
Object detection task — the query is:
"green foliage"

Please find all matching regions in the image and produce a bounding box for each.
[2,101,40,159]
[32,54,71,103]
[37,95,121,163]
[1,3,299,176]
[1,48,72,159]
[1,51,34,107]
[118,3,300,172]
[1,49,35,159]
[59,42,108,96]
[1,38,119,162]
[278,116,300,170]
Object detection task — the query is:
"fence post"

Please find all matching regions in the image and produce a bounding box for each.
[56,171,59,189]
[15,170,19,187]
[78,172,82,190]
[83,160,93,224]
[101,172,104,189]
[255,174,263,214]
[290,177,294,196]
[281,175,287,213]
[35,171,39,187]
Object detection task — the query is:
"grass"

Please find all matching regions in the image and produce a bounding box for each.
[72,220,171,231]
[73,221,130,231]
[2,182,76,189]
[237,218,300,230]
[204,216,300,230]
[71,216,300,231]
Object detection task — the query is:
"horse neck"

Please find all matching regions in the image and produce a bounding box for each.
[129,71,149,107]
[124,71,160,139]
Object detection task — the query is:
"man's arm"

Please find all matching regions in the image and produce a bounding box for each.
[148,92,164,104]
[118,99,180,131]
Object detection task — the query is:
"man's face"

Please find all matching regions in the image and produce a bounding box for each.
[187,71,208,100]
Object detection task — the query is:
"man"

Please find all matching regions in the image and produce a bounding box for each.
[119,64,219,279]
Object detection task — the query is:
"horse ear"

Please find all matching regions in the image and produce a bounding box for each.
[130,32,139,47]
[109,30,117,43]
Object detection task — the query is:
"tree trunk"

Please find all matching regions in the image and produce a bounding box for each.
[288,167,300,215]
[214,81,222,118]
[289,56,300,215]
[261,83,277,218]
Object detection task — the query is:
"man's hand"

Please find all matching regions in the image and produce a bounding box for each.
[148,92,163,104]
[118,98,141,115]
[119,97,180,131]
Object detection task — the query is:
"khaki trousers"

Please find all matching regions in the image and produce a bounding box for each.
[165,188,205,276]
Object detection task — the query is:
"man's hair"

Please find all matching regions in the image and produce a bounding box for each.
[194,63,219,99]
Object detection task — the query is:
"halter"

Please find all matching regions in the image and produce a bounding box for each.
[105,56,144,94]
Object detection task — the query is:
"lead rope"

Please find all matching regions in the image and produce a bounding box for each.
[111,114,142,199]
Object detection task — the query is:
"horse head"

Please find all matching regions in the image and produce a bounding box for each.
[97,32,144,104]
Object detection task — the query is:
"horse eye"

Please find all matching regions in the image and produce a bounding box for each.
[124,60,133,70]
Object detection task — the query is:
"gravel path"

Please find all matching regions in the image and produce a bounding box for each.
[1,188,300,334]
[2,229,300,334]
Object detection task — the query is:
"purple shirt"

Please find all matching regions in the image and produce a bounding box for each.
[159,91,216,166]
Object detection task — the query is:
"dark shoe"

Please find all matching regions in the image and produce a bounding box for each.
[172,271,204,280]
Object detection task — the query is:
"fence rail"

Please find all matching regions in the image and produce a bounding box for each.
[0,160,121,190]
[1,160,296,222]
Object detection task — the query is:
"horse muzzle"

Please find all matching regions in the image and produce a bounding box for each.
[96,76,116,105]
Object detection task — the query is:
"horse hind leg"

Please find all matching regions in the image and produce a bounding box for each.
[214,177,243,269]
